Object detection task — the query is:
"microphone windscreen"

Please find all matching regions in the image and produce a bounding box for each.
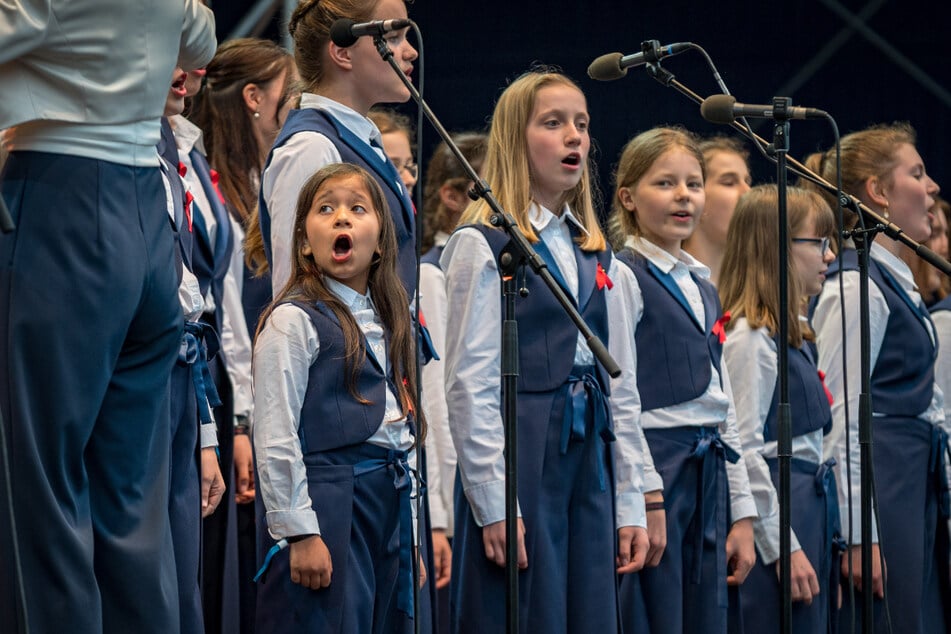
[587,53,626,81]
[329,18,358,47]
[700,94,738,124]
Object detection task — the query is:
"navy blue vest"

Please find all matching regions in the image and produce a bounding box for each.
[762,339,833,441]
[259,108,417,295]
[473,225,612,394]
[420,244,443,269]
[826,249,935,416]
[189,148,234,333]
[930,294,951,315]
[287,299,394,454]
[158,118,192,278]
[615,247,725,412]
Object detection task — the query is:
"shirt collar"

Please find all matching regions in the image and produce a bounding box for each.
[300,93,382,148]
[625,234,711,279]
[528,201,589,236]
[324,276,374,313]
[434,230,451,248]
[169,114,206,156]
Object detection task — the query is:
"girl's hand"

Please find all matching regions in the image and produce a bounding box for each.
[233,433,256,504]
[482,518,528,569]
[726,517,756,585]
[289,535,333,590]
[200,447,226,518]
[644,490,667,567]
[616,525,650,574]
[417,549,428,589]
[777,550,820,604]
[842,544,885,598]
[431,529,452,589]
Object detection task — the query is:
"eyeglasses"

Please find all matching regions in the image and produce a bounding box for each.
[391,160,418,179]
[792,236,832,256]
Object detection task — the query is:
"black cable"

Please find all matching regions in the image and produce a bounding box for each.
[407,21,425,634]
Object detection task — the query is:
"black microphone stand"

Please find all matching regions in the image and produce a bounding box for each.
[371,33,621,634]
[770,97,794,634]
[641,58,950,633]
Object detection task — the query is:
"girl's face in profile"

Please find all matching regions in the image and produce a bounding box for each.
[619,147,705,255]
[303,174,382,295]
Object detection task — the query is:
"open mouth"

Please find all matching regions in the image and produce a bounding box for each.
[332,234,353,262]
[171,73,188,96]
[562,153,581,167]
[671,210,692,220]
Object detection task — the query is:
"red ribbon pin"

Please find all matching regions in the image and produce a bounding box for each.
[596,262,613,291]
[209,168,227,205]
[817,370,835,405]
[712,311,731,344]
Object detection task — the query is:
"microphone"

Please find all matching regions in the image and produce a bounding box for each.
[329,18,412,47]
[587,41,691,81]
[700,94,827,124]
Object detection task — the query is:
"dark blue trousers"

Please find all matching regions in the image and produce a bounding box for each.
[255,443,414,634]
[740,458,841,633]
[450,382,619,634]
[620,426,734,634]
[839,416,951,633]
[169,359,204,634]
[0,151,182,633]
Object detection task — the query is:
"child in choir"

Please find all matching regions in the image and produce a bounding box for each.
[719,185,841,632]
[441,70,650,633]
[807,124,950,633]
[609,126,757,634]
[419,131,487,544]
[253,163,425,633]
[255,0,419,296]
[161,66,226,634]
[683,136,752,286]
[369,107,419,195]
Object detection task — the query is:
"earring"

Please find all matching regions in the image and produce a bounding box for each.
[253,110,260,119]
[883,203,889,220]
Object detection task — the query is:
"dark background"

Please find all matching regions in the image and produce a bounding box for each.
[213,0,951,212]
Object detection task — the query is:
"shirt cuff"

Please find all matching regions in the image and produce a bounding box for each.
[753,514,803,565]
[463,479,520,527]
[266,509,321,541]
[199,422,218,449]
[616,491,647,529]
[730,497,758,525]
[644,471,665,494]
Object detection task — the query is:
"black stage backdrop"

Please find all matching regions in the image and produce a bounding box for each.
[214,0,950,217]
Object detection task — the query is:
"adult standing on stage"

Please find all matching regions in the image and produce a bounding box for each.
[0,2,216,633]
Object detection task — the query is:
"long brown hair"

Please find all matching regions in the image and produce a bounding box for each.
[421,132,487,252]
[719,184,835,346]
[189,38,295,224]
[460,70,606,252]
[258,163,424,440]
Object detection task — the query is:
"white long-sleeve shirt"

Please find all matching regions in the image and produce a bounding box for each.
[625,236,758,524]
[419,231,452,533]
[813,242,948,544]
[723,317,825,563]
[1,0,215,166]
[253,279,416,540]
[441,203,652,531]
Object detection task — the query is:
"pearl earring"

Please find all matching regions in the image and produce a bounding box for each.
[253,111,260,119]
